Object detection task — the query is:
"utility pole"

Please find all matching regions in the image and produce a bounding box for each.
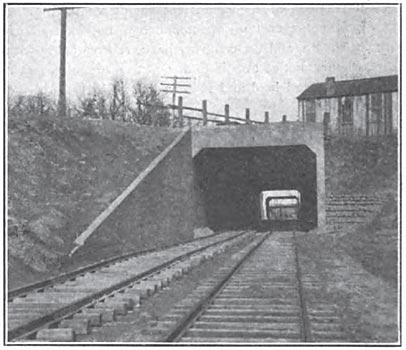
[160,76,191,126]
[44,7,82,117]
[160,76,191,106]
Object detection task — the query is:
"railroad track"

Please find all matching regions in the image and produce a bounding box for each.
[155,231,346,343]
[8,230,255,343]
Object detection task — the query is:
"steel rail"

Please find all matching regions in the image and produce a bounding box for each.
[293,231,312,342]
[164,231,271,342]
[8,231,227,301]
[8,249,153,301]
[8,231,248,341]
[161,231,314,343]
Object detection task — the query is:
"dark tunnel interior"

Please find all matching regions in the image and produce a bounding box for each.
[193,145,317,231]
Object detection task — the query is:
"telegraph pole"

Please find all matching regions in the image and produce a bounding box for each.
[160,76,191,125]
[44,7,82,117]
[160,76,191,106]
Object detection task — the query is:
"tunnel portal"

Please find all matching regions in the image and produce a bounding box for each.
[194,145,317,231]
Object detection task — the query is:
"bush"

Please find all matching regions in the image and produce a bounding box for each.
[75,89,110,120]
[8,92,57,119]
[8,79,172,127]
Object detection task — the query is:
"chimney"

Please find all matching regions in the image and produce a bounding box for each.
[326,77,335,96]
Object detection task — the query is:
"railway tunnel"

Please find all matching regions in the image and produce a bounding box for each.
[192,123,325,231]
[194,145,317,231]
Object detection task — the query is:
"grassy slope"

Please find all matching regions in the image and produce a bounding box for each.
[340,197,398,287]
[297,228,398,342]
[325,135,398,286]
[325,135,397,195]
[297,135,398,342]
[8,113,180,289]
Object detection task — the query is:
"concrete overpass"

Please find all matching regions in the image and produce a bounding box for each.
[192,122,325,229]
[71,121,326,258]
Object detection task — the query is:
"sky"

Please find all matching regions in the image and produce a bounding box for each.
[7,5,399,122]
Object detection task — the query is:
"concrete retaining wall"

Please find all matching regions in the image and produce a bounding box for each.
[72,129,195,263]
[71,122,325,266]
[193,165,208,228]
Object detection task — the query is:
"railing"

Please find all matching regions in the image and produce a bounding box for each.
[138,97,282,127]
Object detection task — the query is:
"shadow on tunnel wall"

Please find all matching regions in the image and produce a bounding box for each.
[193,145,317,232]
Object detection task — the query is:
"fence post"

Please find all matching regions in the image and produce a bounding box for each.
[245,108,251,124]
[178,96,183,127]
[137,99,142,122]
[264,111,269,123]
[225,104,230,124]
[366,94,369,137]
[202,100,208,126]
[282,115,287,122]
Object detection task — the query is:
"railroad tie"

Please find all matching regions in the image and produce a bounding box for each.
[36,328,76,342]
[59,318,90,335]
[115,290,141,306]
[105,295,135,310]
[73,311,102,327]
[7,230,252,342]
[94,300,128,316]
[90,306,116,322]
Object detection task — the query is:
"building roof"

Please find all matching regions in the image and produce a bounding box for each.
[297,75,398,100]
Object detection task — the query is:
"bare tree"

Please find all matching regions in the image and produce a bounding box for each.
[132,81,170,127]
[72,79,171,127]
[110,79,129,122]
[8,92,57,118]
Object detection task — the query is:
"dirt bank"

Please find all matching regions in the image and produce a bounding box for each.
[8,113,179,288]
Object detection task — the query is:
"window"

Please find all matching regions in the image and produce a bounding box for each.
[342,97,353,124]
[338,97,354,135]
[260,190,301,221]
[383,92,393,135]
[305,100,316,122]
[323,112,331,136]
[370,93,383,135]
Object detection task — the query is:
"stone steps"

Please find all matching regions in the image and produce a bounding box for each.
[325,193,385,228]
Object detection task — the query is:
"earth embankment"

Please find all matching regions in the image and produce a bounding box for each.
[8,113,180,288]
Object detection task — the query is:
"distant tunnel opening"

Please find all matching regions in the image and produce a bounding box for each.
[193,145,317,231]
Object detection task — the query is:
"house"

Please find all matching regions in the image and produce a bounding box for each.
[297,75,398,136]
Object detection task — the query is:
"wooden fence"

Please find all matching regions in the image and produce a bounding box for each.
[138,97,285,127]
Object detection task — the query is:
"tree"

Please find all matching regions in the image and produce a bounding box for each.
[8,92,57,118]
[73,79,171,127]
[110,79,129,122]
[132,81,170,127]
